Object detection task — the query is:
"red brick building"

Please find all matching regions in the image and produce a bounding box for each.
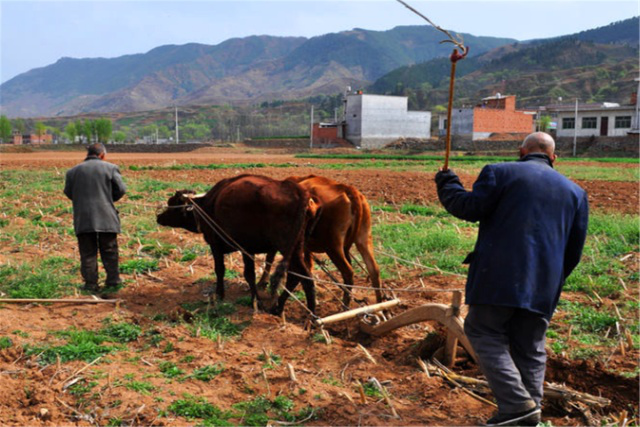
[12,132,52,144]
[311,123,350,147]
[439,95,534,140]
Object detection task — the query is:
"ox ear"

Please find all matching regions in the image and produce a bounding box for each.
[306,197,323,237]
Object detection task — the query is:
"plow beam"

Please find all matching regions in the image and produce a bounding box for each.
[314,299,401,327]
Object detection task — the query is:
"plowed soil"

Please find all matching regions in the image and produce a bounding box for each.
[0,148,638,426]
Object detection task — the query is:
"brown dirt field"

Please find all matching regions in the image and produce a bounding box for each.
[2,150,637,214]
[0,149,638,426]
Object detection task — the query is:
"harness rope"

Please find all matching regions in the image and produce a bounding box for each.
[186,199,319,319]
[181,199,464,295]
[131,199,467,292]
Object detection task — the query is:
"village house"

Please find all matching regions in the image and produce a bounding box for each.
[544,85,639,138]
[11,131,52,145]
[343,93,431,148]
[438,94,534,141]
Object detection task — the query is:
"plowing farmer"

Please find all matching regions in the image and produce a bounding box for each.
[435,132,589,426]
[64,143,127,293]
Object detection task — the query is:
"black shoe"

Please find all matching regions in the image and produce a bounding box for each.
[83,283,99,292]
[485,407,541,426]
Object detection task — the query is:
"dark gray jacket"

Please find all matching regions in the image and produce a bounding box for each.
[64,155,126,235]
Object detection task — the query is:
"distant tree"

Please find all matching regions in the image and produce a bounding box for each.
[95,118,112,143]
[181,123,211,141]
[13,118,25,135]
[432,105,447,114]
[82,120,96,143]
[157,125,171,139]
[47,125,61,143]
[0,115,12,142]
[538,115,553,132]
[35,122,47,138]
[65,122,77,143]
[113,131,126,143]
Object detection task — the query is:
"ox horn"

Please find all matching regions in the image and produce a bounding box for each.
[183,193,206,199]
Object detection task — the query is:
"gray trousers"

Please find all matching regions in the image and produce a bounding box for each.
[464,305,549,414]
[77,232,121,287]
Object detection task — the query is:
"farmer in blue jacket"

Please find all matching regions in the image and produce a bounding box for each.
[435,132,588,426]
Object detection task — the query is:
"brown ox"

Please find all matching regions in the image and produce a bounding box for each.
[156,174,318,315]
[261,175,382,307]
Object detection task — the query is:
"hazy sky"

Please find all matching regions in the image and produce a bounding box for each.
[1,0,638,84]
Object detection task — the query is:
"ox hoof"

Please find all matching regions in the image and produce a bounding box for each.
[268,306,282,316]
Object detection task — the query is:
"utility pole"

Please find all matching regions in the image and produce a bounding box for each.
[309,105,314,149]
[573,98,578,157]
[175,106,179,144]
[155,126,158,144]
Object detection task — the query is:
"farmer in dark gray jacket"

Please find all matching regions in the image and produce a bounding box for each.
[64,143,126,292]
[436,132,588,426]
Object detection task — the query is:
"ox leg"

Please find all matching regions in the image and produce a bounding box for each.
[257,252,276,290]
[242,253,260,312]
[272,253,315,316]
[326,247,355,309]
[269,260,288,296]
[271,267,300,316]
[355,238,383,303]
[213,250,226,301]
[295,253,316,314]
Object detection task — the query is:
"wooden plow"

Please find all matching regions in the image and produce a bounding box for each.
[314,290,477,367]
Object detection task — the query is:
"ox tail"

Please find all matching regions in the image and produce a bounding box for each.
[352,192,383,302]
[269,185,311,295]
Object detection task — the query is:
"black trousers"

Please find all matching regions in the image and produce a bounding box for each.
[77,232,121,287]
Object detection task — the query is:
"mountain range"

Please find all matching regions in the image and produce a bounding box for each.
[0,17,638,118]
[371,17,640,107]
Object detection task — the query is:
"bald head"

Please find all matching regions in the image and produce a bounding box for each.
[520,132,556,162]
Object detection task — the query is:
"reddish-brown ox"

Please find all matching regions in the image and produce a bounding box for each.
[156,174,318,315]
[260,175,382,307]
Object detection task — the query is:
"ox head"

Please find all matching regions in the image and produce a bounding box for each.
[156,190,206,233]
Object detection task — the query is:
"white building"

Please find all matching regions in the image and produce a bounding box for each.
[345,93,431,148]
[548,104,636,138]
[546,83,639,138]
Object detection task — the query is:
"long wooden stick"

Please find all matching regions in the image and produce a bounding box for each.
[0,298,120,304]
[314,299,400,326]
[443,52,458,172]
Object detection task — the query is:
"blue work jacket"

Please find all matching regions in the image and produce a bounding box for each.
[435,153,589,318]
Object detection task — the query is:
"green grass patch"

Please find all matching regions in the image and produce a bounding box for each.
[0,337,13,349]
[129,162,295,172]
[159,361,184,379]
[184,363,225,382]
[0,260,78,299]
[258,351,282,369]
[124,380,156,394]
[232,395,313,426]
[25,322,140,366]
[188,307,247,341]
[119,258,159,274]
[564,212,639,297]
[168,394,232,423]
[362,382,383,398]
[373,211,476,276]
[101,321,142,343]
